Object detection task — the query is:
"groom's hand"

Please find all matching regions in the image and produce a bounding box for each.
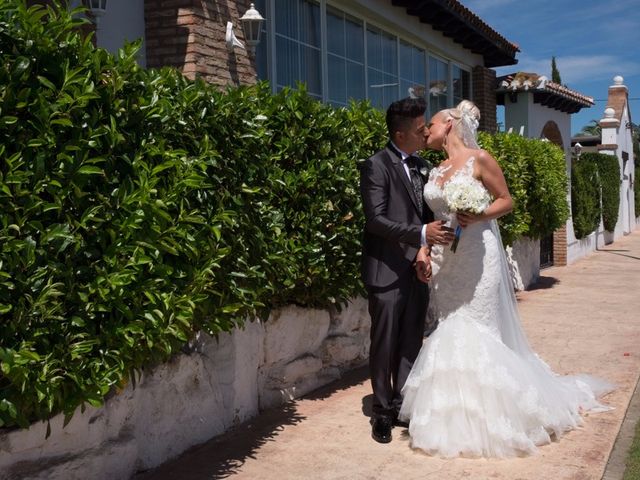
[426,220,455,245]
[414,247,432,283]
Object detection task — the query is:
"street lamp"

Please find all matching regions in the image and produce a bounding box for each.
[240,3,265,55]
[572,142,582,159]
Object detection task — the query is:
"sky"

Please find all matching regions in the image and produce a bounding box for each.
[462,0,640,135]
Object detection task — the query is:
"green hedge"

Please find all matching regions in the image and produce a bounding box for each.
[571,155,601,239]
[478,132,569,246]
[636,164,640,215]
[0,1,385,428]
[595,153,621,232]
[571,152,620,238]
[0,0,570,429]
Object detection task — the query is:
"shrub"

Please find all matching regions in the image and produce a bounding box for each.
[479,132,569,246]
[0,0,384,428]
[571,155,601,239]
[595,153,621,232]
[525,138,571,239]
[636,164,640,216]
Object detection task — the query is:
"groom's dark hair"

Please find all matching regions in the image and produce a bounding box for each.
[386,97,427,139]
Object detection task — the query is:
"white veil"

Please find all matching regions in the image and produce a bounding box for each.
[458,108,480,149]
[490,211,614,411]
[455,100,613,409]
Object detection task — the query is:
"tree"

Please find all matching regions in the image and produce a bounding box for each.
[551,56,562,84]
[578,119,601,136]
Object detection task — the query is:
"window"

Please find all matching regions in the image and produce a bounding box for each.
[327,8,365,106]
[367,25,399,109]
[254,1,471,112]
[428,56,448,118]
[399,40,426,100]
[452,65,471,106]
[274,0,322,99]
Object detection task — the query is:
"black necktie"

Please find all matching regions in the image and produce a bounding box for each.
[406,155,424,217]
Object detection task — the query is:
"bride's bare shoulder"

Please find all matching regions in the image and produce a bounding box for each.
[475,149,499,166]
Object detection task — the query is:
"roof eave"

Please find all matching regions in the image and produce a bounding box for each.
[391,0,519,68]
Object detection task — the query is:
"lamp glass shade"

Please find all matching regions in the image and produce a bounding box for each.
[240,3,264,48]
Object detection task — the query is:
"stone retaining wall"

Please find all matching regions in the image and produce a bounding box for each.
[0,299,371,480]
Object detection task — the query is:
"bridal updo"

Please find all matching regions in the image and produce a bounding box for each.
[442,100,481,148]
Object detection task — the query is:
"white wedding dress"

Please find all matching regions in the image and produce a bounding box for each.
[398,157,612,458]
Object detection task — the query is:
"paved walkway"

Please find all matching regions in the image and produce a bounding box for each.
[138,231,640,480]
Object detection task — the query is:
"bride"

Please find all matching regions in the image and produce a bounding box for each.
[398,100,613,458]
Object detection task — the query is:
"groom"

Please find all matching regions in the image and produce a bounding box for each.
[359,97,453,443]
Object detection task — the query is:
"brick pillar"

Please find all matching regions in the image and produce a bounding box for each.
[472,65,497,133]
[553,224,567,266]
[144,0,257,87]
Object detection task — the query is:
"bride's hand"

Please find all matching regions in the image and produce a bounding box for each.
[414,246,432,283]
[426,220,455,245]
[456,211,484,228]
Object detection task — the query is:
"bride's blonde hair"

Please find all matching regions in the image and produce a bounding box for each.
[441,100,481,148]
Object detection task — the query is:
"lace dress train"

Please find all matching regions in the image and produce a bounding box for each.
[399,158,612,458]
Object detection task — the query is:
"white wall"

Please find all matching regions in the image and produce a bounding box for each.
[506,237,540,290]
[618,105,636,233]
[503,93,531,136]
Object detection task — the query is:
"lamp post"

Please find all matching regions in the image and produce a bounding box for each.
[572,142,582,160]
[240,3,264,55]
[87,0,107,27]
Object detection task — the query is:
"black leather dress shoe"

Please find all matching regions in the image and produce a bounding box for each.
[371,416,393,443]
[393,417,409,428]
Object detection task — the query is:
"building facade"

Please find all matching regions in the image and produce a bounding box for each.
[74,0,519,131]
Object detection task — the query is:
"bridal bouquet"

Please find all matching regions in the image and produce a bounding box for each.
[442,176,492,253]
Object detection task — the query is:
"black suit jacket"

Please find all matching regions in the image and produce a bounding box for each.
[360,144,434,289]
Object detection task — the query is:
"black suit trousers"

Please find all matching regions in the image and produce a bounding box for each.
[367,272,428,418]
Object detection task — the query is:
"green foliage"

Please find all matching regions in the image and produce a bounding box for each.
[0,0,386,428]
[578,119,601,136]
[478,132,569,245]
[571,155,601,238]
[595,154,620,231]
[420,148,445,167]
[636,165,640,215]
[551,56,562,84]
[623,417,640,480]
[570,153,621,237]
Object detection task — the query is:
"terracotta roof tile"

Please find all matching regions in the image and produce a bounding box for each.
[496,73,594,113]
[443,0,520,53]
[543,81,595,107]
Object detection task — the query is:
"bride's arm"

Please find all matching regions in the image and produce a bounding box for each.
[457,149,513,227]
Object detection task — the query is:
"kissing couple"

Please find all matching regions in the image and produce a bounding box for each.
[359,96,613,457]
